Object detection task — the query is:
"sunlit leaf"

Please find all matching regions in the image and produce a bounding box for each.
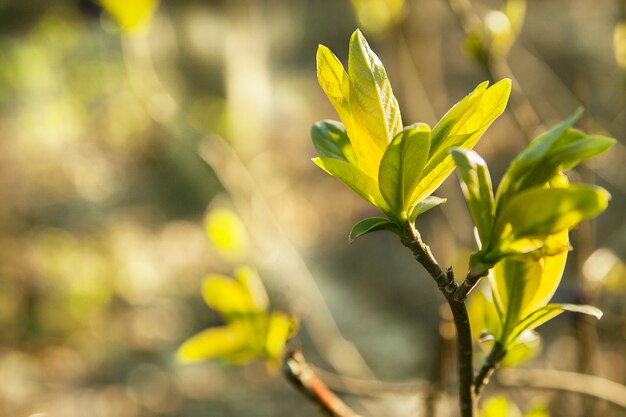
[495,110,581,208]
[176,323,251,363]
[507,303,602,345]
[491,185,610,256]
[312,157,390,213]
[378,124,430,216]
[205,209,249,260]
[350,0,406,34]
[265,312,298,360]
[316,45,352,132]
[468,288,501,341]
[202,275,259,315]
[100,0,159,33]
[450,148,495,245]
[408,196,447,221]
[348,29,402,177]
[349,217,401,242]
[311,120,357,165]
[234,266,269,312]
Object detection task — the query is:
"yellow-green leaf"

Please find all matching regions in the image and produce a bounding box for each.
[492,185,610,254]
[234,266,269,312]
[480,396,523,417]
[450,148,495,245]
[348,29,402,177]
[202,275,259,315]
[408,196,447,221]
[316,45,352,132]
[378,124,430,216]
[265,312,298,360]
[205,209,249,260]
[176,323,251,363]
[100,0,159,33]
[312,157,390,213]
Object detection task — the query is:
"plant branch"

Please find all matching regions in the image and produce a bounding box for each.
[473,342,506,398]
[283,349,364,417]
[401,222,477,417]
[454,266,489,301]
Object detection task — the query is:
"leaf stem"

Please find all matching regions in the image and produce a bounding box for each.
[283,349,364,417]
[401,222,477,417]
[454,266,490,301]
[474,342,507,398]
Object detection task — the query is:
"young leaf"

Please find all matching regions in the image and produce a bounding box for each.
[516,130,616,192]
[202,275,260,315]
[176,323,251,363]
[348,29,403,177]
[313,157,390,213]
[495,110,581,208]
[507,303,603,345]
[450,148,495,245]
[349,217,402,242]
[492,185,610,253]
[316,45,352,130]
[500,330,541,367]
[378,124,431,216]
[408,196,447,221]
[234,266,269,312]
[311,120,357,165]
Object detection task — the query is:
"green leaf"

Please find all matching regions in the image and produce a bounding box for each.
[378,124,431,216]
[265,312,298,360]
[202,275,260,315]
[316,45,352,131]
[480,396,523,417]
[491,185,610,256]
[507,303,602,345]
[347,29,403,177]
[349,217,402,242]
[495,110,581,208]
[450,148,495,245]
[516,130,616,192]
[408,196,447,221]
[468,288,501,341]
[500,330,541,367]
[313,157,390,213]
[311,120,358,165]
[176,323,251,363]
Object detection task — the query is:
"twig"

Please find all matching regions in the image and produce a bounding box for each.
[473,342,506,398]
[454,266,489,301]
[498,368,626,410]
[401,222,477,417]
[283,349,365,417]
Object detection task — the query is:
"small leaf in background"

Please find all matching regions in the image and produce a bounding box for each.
[614,21,626,69]
[265,312,298,361]
[202,274,259,315]
[468,287,501,342]
[234,266,269,312]
[205,208,249,260]
[378,124,430,216]
[349,217,401,242]
[100,0,159,34]
[176,323,251,363]
[350,0,406,33]
[348,29,403,177]
[311,120,357,165]
[480,396,523,417]
[312,157,390,213]
[409,196,447,222]
[450,148,495,245]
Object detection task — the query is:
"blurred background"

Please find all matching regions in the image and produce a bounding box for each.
[0,0,624,416]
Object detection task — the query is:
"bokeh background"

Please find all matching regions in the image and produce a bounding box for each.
[0,0,624,416]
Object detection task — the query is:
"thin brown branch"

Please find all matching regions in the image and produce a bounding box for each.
[454,266,489,301]
[283,349,364,417]
[498,368,626,410]
[473,342,506,398]
[401,222,477,417]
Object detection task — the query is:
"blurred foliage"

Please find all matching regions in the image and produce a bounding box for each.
[0,0,623,416]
